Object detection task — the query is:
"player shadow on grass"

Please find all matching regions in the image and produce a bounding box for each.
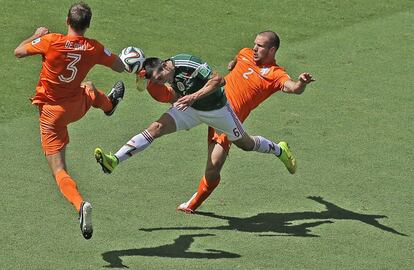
[140,196,407,237]
[102,233,240,268]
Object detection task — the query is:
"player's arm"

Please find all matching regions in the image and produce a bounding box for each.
[94,41,125,73]
[110,57,125,73]
[227,56,238,71]
[14,27,49,58]
[173,70,225,110]
[192,70,225,100]
[282,72,315,95]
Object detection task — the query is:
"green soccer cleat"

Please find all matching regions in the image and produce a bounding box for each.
[277,141,297,174]
[94,148,119,174]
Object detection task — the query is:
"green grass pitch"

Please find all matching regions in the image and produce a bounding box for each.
[1,0,413,269]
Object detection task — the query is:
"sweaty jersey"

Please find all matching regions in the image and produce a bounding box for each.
[224,48,290,121]
[24,33,117,104]
[170,54,227,111]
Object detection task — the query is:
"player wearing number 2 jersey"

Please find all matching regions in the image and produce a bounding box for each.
[134,31,314,213]
[177,31,315,213]
[94,48,301,217]
[14,2,125,239]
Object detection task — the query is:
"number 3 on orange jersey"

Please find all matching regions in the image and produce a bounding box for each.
[58,53,81,83]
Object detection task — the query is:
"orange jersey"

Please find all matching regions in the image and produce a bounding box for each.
[224,48,290,121]
[145,80,175,103]
[24,33,117,104]
[145,48,290,114]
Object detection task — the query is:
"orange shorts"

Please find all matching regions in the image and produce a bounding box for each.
[37,86,97,155]
[208,126,232,153]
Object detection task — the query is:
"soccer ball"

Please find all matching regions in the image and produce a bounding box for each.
[119,46,146,73]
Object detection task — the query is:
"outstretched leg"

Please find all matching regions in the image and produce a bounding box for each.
[95,113,177,173]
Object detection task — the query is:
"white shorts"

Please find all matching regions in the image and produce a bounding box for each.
[167,103,245,141]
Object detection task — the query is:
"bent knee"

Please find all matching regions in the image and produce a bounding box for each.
[81,81,96,91]
[147,122,165,138]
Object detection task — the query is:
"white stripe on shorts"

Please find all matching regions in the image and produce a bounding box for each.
[225,103,245,137]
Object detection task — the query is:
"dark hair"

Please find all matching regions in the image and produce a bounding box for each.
[67,2,92,32]
[142,57,163,79]
[258,30,280,49]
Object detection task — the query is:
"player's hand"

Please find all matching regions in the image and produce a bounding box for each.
[227,60,237,71]
[34,27,49,38]
[298,73,315,84]
[135,74,146,92]
[173,94,196,111]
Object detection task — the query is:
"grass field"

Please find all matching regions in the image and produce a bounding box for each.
[1,0,413,269]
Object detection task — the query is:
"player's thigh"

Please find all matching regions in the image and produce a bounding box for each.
[200,104,245,141]
[39,104,71,155]
[166,106,202,131]
[65,92,92,123]
[43,98,90,128]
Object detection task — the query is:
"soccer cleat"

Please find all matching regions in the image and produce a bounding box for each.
[177,202,194,214]
[94,148,119,174]
[176,193,197,214]
[105,81,125,116]
[277,141,297,174]
[79,201,93,240]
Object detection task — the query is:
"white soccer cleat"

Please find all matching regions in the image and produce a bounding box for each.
[79,201,93,240]
[176,193,197,214]
[177,202,194,214]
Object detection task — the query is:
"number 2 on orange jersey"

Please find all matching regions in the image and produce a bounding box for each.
[242,68,254,79]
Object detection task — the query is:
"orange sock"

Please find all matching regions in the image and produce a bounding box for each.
[187,176,220,211]
[55,170,83,212]
[91,89,113,112]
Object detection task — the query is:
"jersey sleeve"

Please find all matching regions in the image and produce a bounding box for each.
[188,55,212,80]
[271,67,291,91]
[93,40,118,68]
[23,33,54,56]
[146,80,175,103]
[195,63,212,80]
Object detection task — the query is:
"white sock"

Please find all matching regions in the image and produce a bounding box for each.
[115,130,154,162]
[252,136,281,156]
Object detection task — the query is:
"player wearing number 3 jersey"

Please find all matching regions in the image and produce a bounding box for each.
[14,2,125,239]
